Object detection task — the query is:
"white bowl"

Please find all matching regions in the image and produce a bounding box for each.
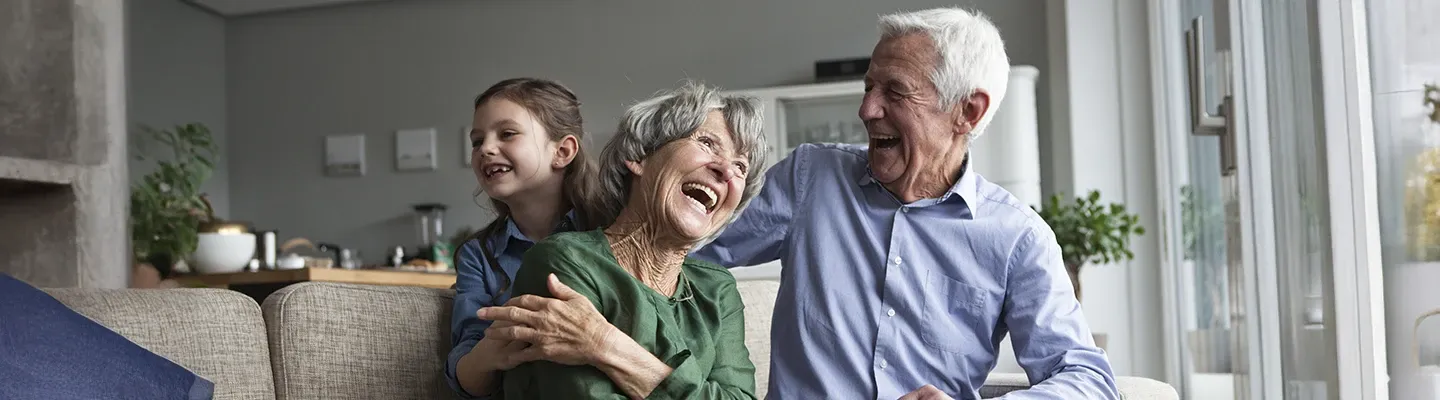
[192,233,256,274]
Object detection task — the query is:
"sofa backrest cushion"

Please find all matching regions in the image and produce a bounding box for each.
[262,282,457,400]
[43,287,276,400]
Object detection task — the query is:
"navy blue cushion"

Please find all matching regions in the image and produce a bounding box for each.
[0,274,214,400]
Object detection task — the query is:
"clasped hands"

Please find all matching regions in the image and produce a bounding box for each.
[475,274,954,400]
[474,273,616,370]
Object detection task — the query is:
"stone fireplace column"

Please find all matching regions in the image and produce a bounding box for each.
[1,0,129,288]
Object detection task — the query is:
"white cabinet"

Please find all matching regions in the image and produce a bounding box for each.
[719,66,1042,279]
[723,80,867,166]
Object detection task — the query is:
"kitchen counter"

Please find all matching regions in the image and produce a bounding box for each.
[174,267,456,302]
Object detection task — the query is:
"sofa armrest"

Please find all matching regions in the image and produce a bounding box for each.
[43,287,277,399]
[981,373,1178,399]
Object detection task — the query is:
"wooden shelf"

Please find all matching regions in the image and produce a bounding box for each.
[174,267,456,290]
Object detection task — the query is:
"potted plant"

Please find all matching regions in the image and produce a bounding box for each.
[1406,84,1440,262]
[1426,83,1439,125]
[1389,83,1440,380]
[1033,190,1145,301]
[129,123,221,278]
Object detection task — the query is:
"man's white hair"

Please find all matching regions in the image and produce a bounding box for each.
[879,7,1011,138]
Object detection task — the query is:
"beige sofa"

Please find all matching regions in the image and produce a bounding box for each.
[43,281,1177,399]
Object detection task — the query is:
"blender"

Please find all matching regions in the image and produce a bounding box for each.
[409,203,452,271]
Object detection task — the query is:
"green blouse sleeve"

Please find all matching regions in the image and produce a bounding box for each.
[647,283,757,400]
[509,240,603,310]
[503,240,626,399]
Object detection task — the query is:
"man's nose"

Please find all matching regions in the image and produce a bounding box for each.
[859,92,883,121]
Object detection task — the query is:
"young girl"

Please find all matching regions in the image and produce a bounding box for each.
[445,78,595,398]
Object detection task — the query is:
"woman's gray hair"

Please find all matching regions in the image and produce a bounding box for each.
[592,81,769,240]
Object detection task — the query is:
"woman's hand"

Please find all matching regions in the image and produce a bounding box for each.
[484,273,678,399]
[478,273,618,366]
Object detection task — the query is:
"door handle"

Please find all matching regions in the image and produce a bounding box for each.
[1185,16,1238,177]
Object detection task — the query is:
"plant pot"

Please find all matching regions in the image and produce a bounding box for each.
[191,232,256,274]
[144,252,176,278]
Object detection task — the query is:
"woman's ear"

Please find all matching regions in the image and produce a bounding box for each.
[552,135,580,169]
[625,159,646,176]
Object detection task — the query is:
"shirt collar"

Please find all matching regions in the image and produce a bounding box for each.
[487,209,577,254]
[857,153,980,215]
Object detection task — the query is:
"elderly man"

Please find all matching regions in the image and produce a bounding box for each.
[475,6,1117,400]
[689,7,1119,400]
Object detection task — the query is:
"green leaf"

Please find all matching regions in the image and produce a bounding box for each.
[128,122,219,261]
[1034,189,1146,271]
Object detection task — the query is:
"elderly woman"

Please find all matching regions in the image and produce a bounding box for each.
[480,81,768,399]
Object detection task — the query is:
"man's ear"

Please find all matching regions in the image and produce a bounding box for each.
[952,91,991,135]
[552,135,579,169]
[625,159,645,176]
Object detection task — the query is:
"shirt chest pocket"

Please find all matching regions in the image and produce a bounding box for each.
[918,268,993,354]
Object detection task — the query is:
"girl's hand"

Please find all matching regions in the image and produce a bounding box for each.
[478,274,616,367]
[472,320,531,371]
[456,319,531,396]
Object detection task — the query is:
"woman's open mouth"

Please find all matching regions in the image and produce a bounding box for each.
[680,182,718,214]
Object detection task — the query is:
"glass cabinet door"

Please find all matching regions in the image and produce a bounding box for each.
[779,93,866,155]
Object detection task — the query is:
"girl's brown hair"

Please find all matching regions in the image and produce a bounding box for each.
[459,78,597,298]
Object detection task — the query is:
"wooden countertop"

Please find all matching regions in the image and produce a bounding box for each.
[175,267,457,289]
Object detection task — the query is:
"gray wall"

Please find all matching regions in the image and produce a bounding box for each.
[226,0,1049,259]
[127,0,230,217]
[1,0,130,288]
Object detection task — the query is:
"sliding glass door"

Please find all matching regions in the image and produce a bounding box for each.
[1156,0,1384,398]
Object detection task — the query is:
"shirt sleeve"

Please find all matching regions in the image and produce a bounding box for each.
[647,282,758,400]
[691,144,813,268]
[998,226,1120,400]
[509,240,604,311]
[504,240,625,399]
[446,239,498,400]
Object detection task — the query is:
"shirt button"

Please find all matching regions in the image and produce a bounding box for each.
[893,256,903,265]
[901,207,909,213]
[887,308,896,317]
[880,359,888,369]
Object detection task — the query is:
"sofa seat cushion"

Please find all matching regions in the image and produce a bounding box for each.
[981,373,1179,399]
[262,282,456,400]
[42,286,276,400]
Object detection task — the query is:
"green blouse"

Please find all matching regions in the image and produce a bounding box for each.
[501,229,757,400]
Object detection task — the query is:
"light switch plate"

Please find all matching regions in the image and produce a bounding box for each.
[396,128,437,171]
[324,134,366,177]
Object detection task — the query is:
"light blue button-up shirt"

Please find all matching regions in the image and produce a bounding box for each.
[693,144,1118,400]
